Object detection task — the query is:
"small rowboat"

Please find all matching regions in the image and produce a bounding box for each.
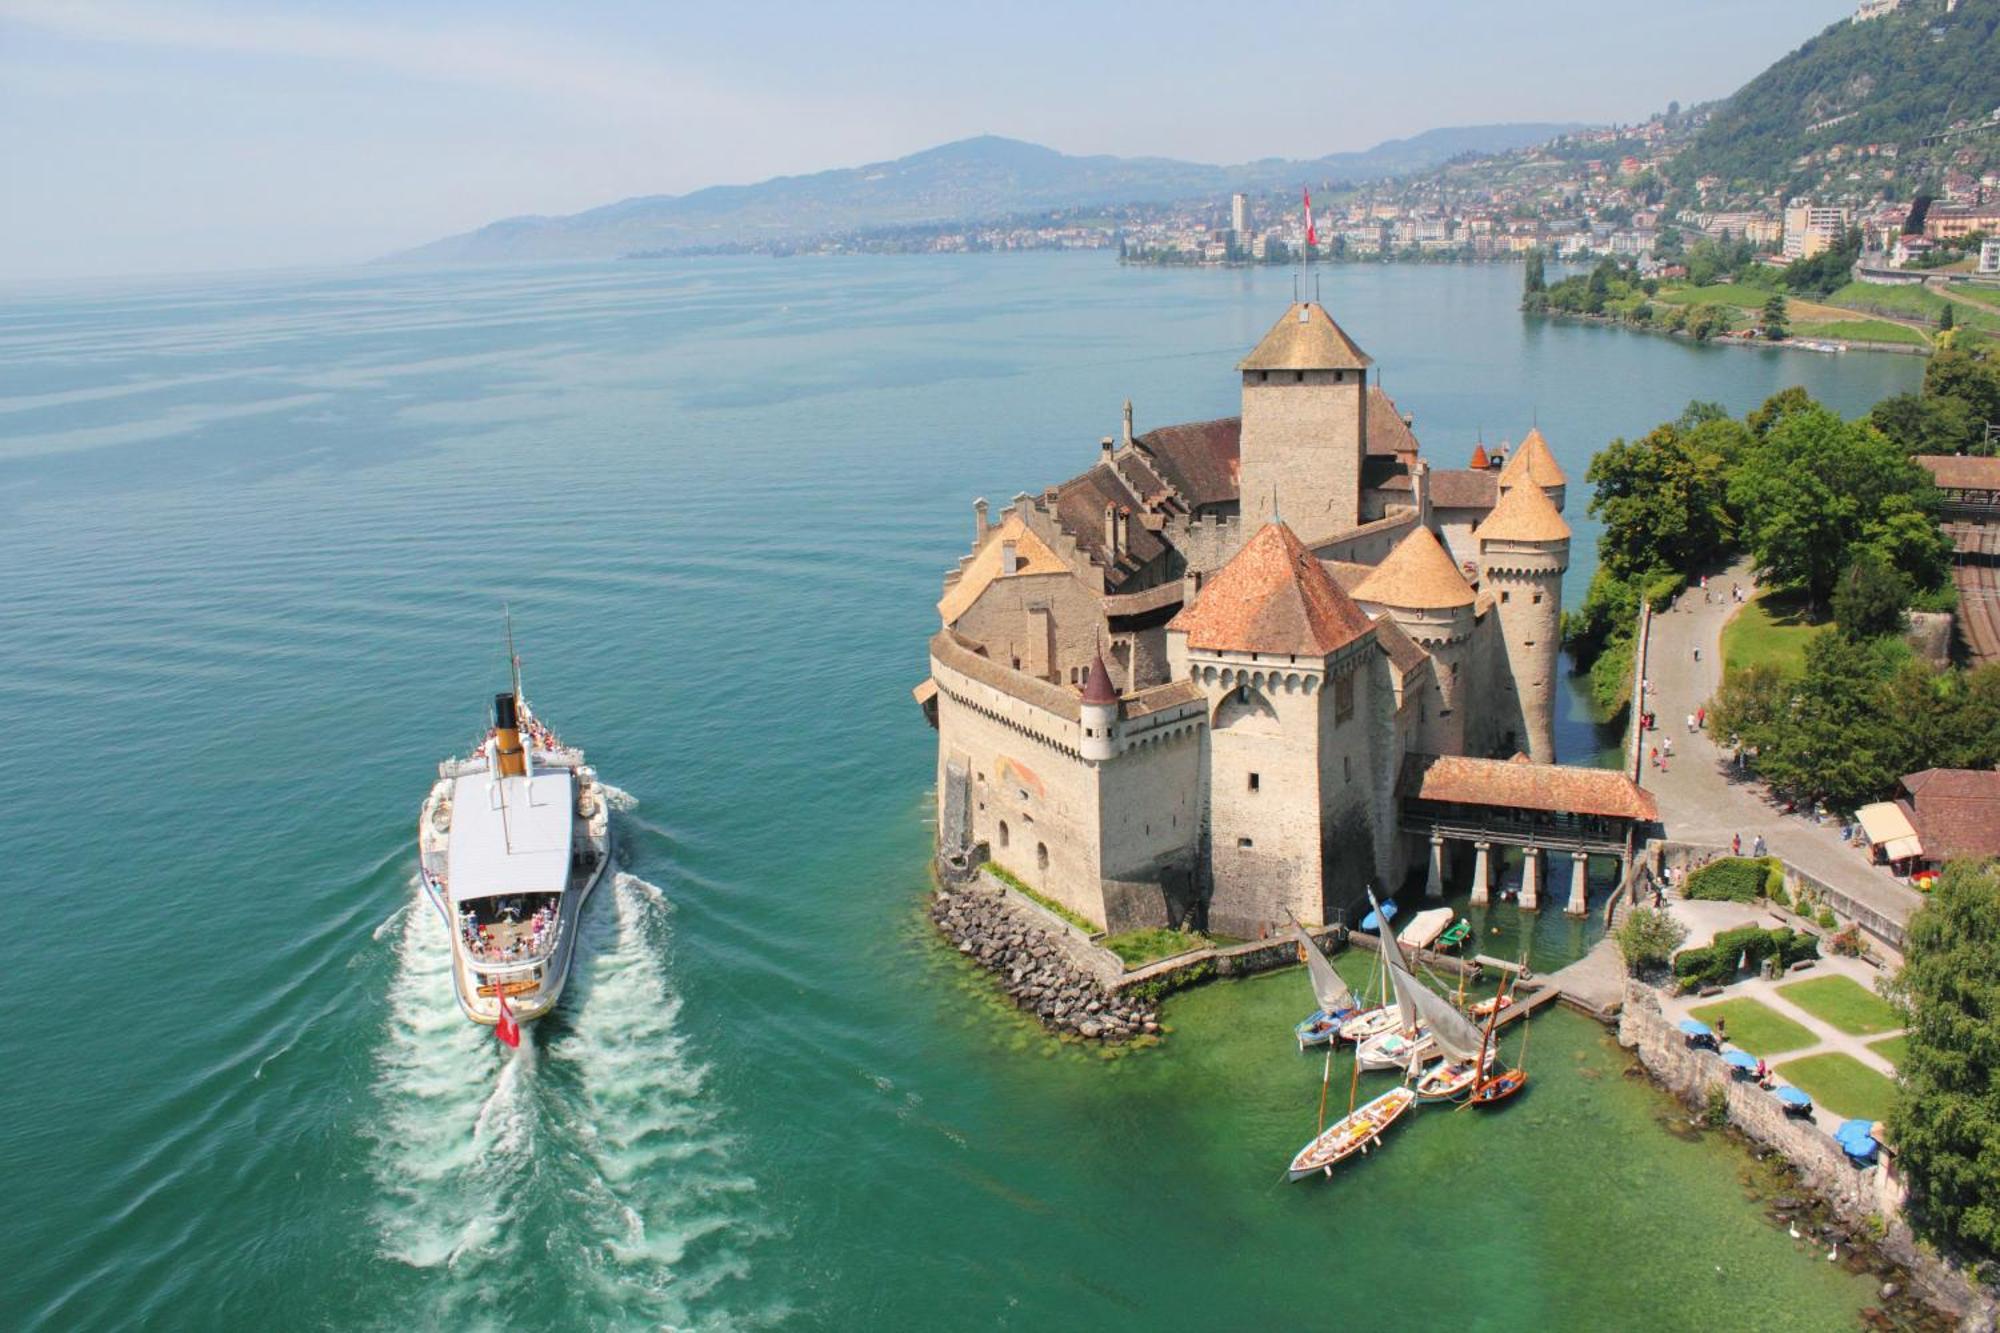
[1338,1005,1398,1043]
[1469,1068,1528,1106]
[1287,1087,1418,1180]
[1468,993,1513,1021]
[1295,1008,1354,1048]
[1413,1057,1480,1102]
[1437,918,1471,951]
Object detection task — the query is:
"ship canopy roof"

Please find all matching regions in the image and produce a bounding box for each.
[446,763,575,903]
[1238,302,1372,372]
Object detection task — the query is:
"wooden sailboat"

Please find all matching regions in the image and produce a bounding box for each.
[1354,888,1435,1071]
[1470,962,1531,1107]
[1286,1086,1417,1180]
[1404,962,1491,1102]
[1291,918,1361,1049]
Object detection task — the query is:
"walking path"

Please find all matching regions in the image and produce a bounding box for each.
[1636,561,1920,932]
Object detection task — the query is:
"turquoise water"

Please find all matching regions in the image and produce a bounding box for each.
[0,256,1917,1329]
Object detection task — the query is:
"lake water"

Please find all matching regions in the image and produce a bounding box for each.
[0,256,1921,1329]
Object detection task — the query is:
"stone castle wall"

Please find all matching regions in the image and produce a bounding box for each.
[1239,369,1365,539]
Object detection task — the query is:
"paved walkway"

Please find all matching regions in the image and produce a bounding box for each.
[1637,562,1920,932]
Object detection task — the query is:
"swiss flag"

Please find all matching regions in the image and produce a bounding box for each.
[494,988,521,1049]
[1303,186,1316,248]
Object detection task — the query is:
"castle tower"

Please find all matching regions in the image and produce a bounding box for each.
[1167,520,1386,934]
[1497,426,1567,512]
[1236,303,1373,541]
[1079,648,1119,763]
[1474,479,1571,762]
[1350,526,1477,756]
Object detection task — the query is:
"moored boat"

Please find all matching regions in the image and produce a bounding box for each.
[1357,1025,1435,1072]
[1469,1068,1529,1105]
[1469,993,1513,1021]
[1291,917,1360,1049]
[417,629,612,1035]
[1287,1087,1417,1180]
[1337,1005,1398,1043]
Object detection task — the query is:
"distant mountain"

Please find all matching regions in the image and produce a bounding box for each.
[394,125,1581,264]
[1672,0,2000,192]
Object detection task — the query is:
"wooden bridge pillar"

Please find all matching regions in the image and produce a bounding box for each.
[1567,850,1590,917]
[1426,834,1446,899]
[1520,846,1541,911]
[1471,840,1491,906]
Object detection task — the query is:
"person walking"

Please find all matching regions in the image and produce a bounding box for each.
[1697,706,1706,730]
[1732,833,1743,856]
[1687,711,1697,734]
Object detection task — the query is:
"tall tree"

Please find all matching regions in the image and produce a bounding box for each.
[1586,417,1743,580]
[1761,292,1789,341]
[1831,550,1910,640]
[1888,861,2000,1262]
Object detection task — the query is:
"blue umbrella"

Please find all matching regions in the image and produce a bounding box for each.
[1677,1019,1714,1037]
[1360,900,1399,931]
[1773,1085,1812,1110]
[1722,1049,1759,1071]
[1835,1119,1879,1157]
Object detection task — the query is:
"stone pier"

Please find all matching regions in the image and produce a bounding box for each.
[1567,850,1590,917]
[1425,834,1445,899]
[1520,846,1541,911]
[1470,840,1491,906]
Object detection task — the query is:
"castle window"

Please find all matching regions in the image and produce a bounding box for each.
[1344,755,1352,782]
[1500,591,1511,604]
[1334,673,1355,724]
[1036,842,1049,872]
[1248,772,1260,792]
[1532,592,1543,604]
[1293,371,1304,384]
[998,820,1010,848]
[1238,837,1254,848]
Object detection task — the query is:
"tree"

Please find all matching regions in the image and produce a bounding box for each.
[1938,302,1954,332]
[1586,416,1743,581]
[1746,385,1812,438]
[1708,662,1791,747]
[1761,292,1789,341]
[1832,550,1910,640]
[1886,861,2000,1261]
[1613,905,1688,973]
[1869,391,1978,458]
[1746,633,1905,808]
[1523,248,1545,296]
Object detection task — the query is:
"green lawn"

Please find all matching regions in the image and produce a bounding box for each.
[1689,997,1817,1056]
[1869,1034,1910,1067]
[1652,281,1775,310]
[1793,318,1930,347]
[1721,591,1831,678]
[1777,975,1901,1036]
[1776,1053,1898,1122]
[1824,281,2000,335]
[1102,928,1208,968]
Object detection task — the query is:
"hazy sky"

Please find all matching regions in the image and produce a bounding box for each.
[1,0,1860,280]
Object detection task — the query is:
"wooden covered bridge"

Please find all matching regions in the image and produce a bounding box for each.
[1397,754,1659,916]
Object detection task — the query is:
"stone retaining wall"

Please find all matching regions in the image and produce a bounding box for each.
[1652,838,1907,951]
[1620,982,1992,1327]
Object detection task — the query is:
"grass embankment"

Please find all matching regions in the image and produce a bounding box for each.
[1826,280,2000,337]
[1776,975,1902,1036]
[1869,1034,1910,1067]
[1776,1053,1899,1122]
[1721,590,1831,678]
[1690,997,1816,1056]
[986,864,1098,934]
[1101,928,1208,968]
[1803,319,1931,347]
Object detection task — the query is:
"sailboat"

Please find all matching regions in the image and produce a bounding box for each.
[1291,918,1361,1048]
[1355,889,1436,1072]
[1406,962,1492,1102]
[1286,1085,1418,1180]
[1470,969,1532,1107]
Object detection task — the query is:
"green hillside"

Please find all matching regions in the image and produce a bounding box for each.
[1672,0,2000,194]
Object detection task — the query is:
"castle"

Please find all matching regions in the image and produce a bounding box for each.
[918,300,1614,939]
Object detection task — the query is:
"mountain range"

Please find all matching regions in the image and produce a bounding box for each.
[394,125,1580,264]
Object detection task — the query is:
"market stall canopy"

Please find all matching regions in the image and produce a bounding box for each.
[1854,801,1923,862]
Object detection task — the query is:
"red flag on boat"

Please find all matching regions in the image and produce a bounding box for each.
[1303,185,1316,249]
[494,988,520,1049]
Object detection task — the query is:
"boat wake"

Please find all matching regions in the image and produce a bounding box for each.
[365,870,775,1327]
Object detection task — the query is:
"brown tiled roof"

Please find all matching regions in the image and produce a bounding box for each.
[1915,454,2000,491]
[1122,678,1204,718]
[1474,474,1571,543]
[1081,650,1119,705]
[1052,463,1167,589]
[1352,526,1476,610]
[1114,451,1175,509]
[1322,560,1373,593]
[1428,468,1498,510]
[1406,754,1659,820]
[1498,427,1567,488]
[1133,417,1241,511]
[1366,386,1419,457]
[1372,614,1431,676]
[1899,768,2000,860]
[1238,303,1372,372]
[1169,521,1376,658]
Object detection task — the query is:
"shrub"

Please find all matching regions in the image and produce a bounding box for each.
[1685,857,1776,903]
[1829,924,1867,957]
[1614,906,1690,972]
[1817,907,1838,930]
[1764,862,1788,904]
[1673,925,1820,988]
[1703,1084,1731,1128]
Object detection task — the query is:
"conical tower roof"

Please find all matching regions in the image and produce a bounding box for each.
[1498,426,1565,488]
[1351,526,1476,610]
[1469,443,1490,470]
[1237,302,1372,372]
[1169,521,1375,657]
[1081,649,1119,705]
[1474,473,1571,543]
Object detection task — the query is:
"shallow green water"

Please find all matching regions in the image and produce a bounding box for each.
[0,255,1914,1328]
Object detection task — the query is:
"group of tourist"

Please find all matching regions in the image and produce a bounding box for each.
[458,903,558,962]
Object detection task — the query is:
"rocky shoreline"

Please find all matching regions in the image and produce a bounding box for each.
[930,886,1160,1042]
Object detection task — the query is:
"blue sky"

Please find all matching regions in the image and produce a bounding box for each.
[0,0,1860,280]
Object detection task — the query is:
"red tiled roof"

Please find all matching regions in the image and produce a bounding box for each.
[1405,754,1659,820]
[1169,521,1376,658]
[1081,650,1119,705]
[1428,468,1498,510]
[1899,768,2000,860]
[1915,455,2000,492]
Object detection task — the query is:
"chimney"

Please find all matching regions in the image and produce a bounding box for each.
[973,496,989,545]
[1100,435,1114,461]
[1122,399,1134,448]
[493,692,527,779]
[1412,459,1431,526]
[1117,506,1131,553]
[1001,541,1019,575]
[1104,501,1119,559]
